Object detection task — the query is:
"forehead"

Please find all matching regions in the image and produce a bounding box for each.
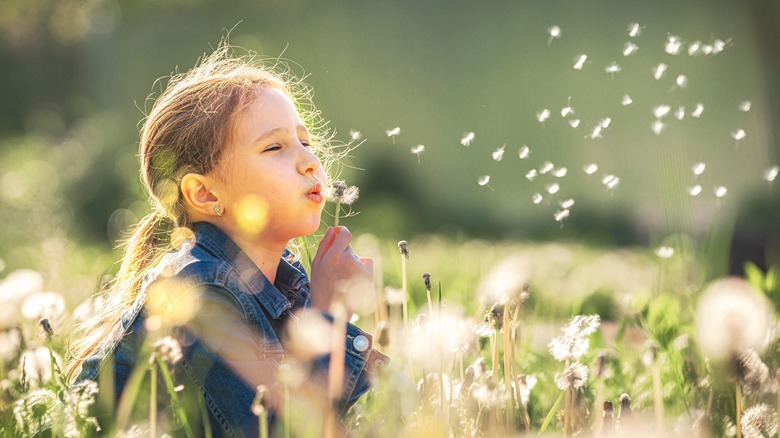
[233,86,303,140]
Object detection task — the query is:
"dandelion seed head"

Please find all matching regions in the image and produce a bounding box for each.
[623,42,639,56]
[349,130,362,141]
[549,335,590,361]
[676,74,688,89]
[386,127,400,137]
[472,382,510,408]
[651,120,665,135]
[568,118,581,128]
[546,183,560,194]
[689,185,702,196]
[552,167,568,178]
[153,336,183,365]
[655,246,674,258]
[742,403,778,438]
[559,198,575,209]
[537,109,551,123]
[532,193,543,204]
[621,95,633,106]
[732,129,747,141]
[628,22,642,38]
[554,209,570,222]
[326,181,359,205]
[584,163,598,175]
[653,63,668,80]
[565,315,601,338]
[555,362,589,390]
[525,169,538,181]
[696,277,774,361]
[518,145,530,159]
[714,186,728,198]
[384,287,406,306]
[21,292,65,323]
[735,349,773,396]
[675,106,686,120]
[573,54,588,70]
[692,162,706,176]
[461,132,475,146]
[739,101,752,112]
[0,329,21,361]
[478,175,491,186]
[539,161,555,175]
[763,165,779,182]
[492,145,506,161]
[692,103,704,118]
[654,105,671,118]
[513,374,537,406]
[605,62,622,74]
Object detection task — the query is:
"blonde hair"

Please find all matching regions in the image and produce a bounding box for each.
[67,44,335,380]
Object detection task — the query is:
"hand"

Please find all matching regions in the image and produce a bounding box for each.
[309,226,373,319]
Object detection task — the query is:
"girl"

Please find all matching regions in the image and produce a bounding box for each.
[67,44,387,436]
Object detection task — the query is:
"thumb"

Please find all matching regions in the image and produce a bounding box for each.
[359,257,374,276]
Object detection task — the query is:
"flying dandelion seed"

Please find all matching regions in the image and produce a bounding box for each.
[655,246,674,258]
[532,193,543,204]
[561,106,575,117]
[628,22,642,38]
[739,101,752,112]
[675,106,686,120]
[676,75,688,89]
[712,38,727,54]
[583,163,598,174]
[692,103,704,118]
[602,174,620,190]
[599,117,612,128]
[492,144,506,161]
[623,42,639,56]
[539,161,555,174]
[554,209,570,222]
[589,125,603,139]
[559,198,575,209]
[692,162,706,176]
[526,169,538,181]
[537,109,551,123]
[688,40,702,56]
[349,130,362,141]
[573,54,588,70]
[621,95,633,106]
[654,105,671,118]
[605,62,622,76]
[732,129,747,141]
[714,186,728,197]
[546,183,560,194]
[763,165,779,182]
[548,25,561,45]
[411,145,425,162]
[552,167,568,177]
[653,63,668,80]
[689,185,703,196]
[569,118,581,128]
[651,120,665,135]
[478,175,491,187]
[665,35,684,55]
[461,131,475,146]
[701,44,713,55]
[386,127,400,137]
[518,144,530,159]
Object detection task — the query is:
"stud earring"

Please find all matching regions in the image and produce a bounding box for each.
[213,205,224,217]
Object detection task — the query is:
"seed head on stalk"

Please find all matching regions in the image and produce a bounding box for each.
[398,240,410,337]
[326,181,359,227]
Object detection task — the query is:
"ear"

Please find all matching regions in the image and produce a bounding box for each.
[180,173,221,217]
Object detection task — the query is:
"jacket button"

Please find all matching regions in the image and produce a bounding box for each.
[353,335,369,352]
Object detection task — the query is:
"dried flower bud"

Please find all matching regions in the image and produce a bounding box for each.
[376,321,390,349]
[252,385,269,416]
[39,319,53,337]
[422,272,431,291]
[398,240,409,260]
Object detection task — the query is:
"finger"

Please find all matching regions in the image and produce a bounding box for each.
[331,226,352,251]
[312,227,335,264]
[359,257,374,276]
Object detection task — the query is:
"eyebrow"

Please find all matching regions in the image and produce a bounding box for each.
[253,125,310,145]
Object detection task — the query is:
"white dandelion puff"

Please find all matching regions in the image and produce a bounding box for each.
[548,25,561,45]
[478,175,491,187]
[554,209,570,222]
[623,42,639,56]
[555,363,589,390]
[675,106,686,120]
[326,182,360,205]
[602,174,620,190]
[621,95,633,106]
[461,131,475,147]
[714,186,728,198]
[537,109,551,123]
[546,183,560,194]
[742,403,778,438]
[665,35,684,55]
[539,161,555,174]
[492,144,506,161]
[552,167,568,177]
[526,169,538,181]
[411,145,425,162]
[689,185,702,196]
[349,130,362,141]
[739,101,752,112]
[605,62,621,76]
[532,193,543,204]
[692,162,706,176]
[628,22,642,38]
[655,246,674,258]
[676,74,688,89]
[653,63,668,80]
[763,165,779,182]
[651,120,665,135]
[692,103,704,118]
[583,163,598,175]
[568,118,581,128]
[559,198,575,209]
[654,105,671,118]
[732,129,747,141]
[518,144,530,159]
[573,54,588,70]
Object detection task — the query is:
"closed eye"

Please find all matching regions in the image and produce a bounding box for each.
[263,143,282,152]
[300,140,312,148]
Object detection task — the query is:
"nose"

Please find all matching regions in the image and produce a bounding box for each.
[298,145,321,176]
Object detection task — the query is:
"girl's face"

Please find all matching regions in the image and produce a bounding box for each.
[213,87,327,245]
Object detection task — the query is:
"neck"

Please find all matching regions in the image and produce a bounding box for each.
[227,231,287,283]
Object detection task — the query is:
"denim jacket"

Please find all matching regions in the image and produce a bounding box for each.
[76,222,388,437]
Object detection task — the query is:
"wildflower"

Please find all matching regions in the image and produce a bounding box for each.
[739,100,752,112]
[491,144,505,161]
[554,209,570,222]
[621,95,633,106]
[605,62,621,76]
[532,193,543,204]
[692,162,706,176]
[735,349,773,395]
[546,183,560,194]
[568,118,581,128]
[477,175,491,187]
[518,144,530,159]
[525,169,538,181]
[411,144,425,162]
[714,186,728,198]
[696,277,773,361]
[652,63,668,80]
[732,129,747,141]
[583,163,598,175]
[655,246,674,259]
[547,25,561,45]
[536,109,551,123]
[691,103,704,118]
[554,363,588,390]
[623,42,639,56]
[573,54,588,70]
[763,165,779,182]
[326,181,359,206]
[627,22,642,38]
[742,403,778,438]
[461,131,475,146]
[152,336,183,365]
[688,185,702,196]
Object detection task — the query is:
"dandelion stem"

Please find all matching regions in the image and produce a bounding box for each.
[736,383,743,438]
[260,412,268,438]
[156,356,195,438]
[652,362,664,436]
[150,358,157,438]
[503,301,513,429]
[491,332,499,381]
[333,201,342,227]
[401,251,409,337]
